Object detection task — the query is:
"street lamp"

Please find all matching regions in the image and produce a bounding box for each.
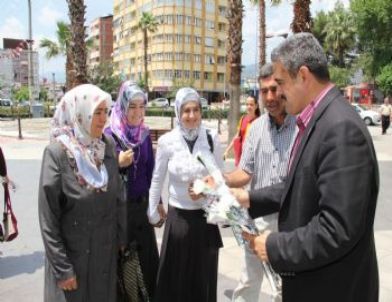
[27,0,34,113]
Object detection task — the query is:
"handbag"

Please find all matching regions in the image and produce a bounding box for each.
[1,183,18,242]
[117,241,150,302]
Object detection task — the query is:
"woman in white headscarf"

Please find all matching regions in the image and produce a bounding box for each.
[38,84,126,302]
[148,87,224,302]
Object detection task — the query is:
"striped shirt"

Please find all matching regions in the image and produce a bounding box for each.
[289,84,334,170]
[239,113,297,191]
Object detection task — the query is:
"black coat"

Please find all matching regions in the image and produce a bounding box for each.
[249,87,379,302]
[38,135,126,302]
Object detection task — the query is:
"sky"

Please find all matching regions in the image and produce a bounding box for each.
[0,0,349,83]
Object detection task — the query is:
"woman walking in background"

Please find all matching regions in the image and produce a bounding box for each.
[105,81,162,300]
[223,95,260,166]
[38,84,126,302]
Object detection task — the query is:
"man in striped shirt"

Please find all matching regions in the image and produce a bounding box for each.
[224,63,297,302]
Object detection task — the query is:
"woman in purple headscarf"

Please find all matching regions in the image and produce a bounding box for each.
[105,81,165,300]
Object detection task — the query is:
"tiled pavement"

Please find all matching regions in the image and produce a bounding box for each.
[0,117,391,301]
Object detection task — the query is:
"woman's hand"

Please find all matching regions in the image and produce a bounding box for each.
[118,149,134,168]
[223,150,228,160]
[188,182,204,201]
[158,203,167,221]
[57,276,78,291]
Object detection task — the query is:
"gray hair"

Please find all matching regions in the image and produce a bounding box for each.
[258,63,274,82]
[271,33,330,81]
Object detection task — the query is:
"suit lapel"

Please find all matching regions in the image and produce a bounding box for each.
[280,87,342,205]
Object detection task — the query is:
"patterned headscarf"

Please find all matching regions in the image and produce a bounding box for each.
[175,87,202,140]
[50,84,112,190]
[109,81,149,149]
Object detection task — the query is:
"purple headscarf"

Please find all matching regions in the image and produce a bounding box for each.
[109,81,149,149]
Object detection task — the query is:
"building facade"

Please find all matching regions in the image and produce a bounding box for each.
[88,15,114,69]
[0,47,39,100]
[113,0,229,102]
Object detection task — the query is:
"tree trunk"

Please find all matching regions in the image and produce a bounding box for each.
[143,28,149,93]
[227,0,243,143]
[291,0,312,33]
[65,49,76,91]
[67,0,88,88]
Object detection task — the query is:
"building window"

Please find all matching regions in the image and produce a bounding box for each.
[194,54,201,62]
[217,73,224,82]
[218,23,226,31]
[204,72,212,81]
[205,37,214,47]
[206,2,215,13]
[193,71,200,79]
[184,70,190,78]
[174,69,182,78]
[205,54,215,65]
[217,56,226,65]
[218,6,227,17]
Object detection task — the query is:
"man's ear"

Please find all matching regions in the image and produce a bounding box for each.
[297,66,312,86]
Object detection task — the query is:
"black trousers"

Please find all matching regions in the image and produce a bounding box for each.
[382,115,390,134]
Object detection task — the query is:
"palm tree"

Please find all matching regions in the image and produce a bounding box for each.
[249,0,281,71]
[227,0,244,142]
[138,12,159,94]
[291,0,312,33]
[323,4,356,67]
[40,21,74,90]
[66,0,88,88]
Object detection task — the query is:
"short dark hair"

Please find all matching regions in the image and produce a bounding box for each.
[257,63,274,83]
[271,33,330,81]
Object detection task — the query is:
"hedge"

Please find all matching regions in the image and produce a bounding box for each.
[0,106,230,119]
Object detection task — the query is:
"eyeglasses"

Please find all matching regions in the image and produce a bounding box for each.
[260,86,278,94]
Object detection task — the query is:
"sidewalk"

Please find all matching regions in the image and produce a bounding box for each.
[1,117,392,301]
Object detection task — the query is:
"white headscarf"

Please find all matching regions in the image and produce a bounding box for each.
[50,84,112,190]
[175,87,202,140]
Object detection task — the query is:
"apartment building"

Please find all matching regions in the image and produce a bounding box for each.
[113,0,229,102]
[0,38,39,99]
[88,15,114,69]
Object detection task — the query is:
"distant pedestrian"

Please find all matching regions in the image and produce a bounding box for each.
[224,96,260,166]
[38,84,126,302]
[380,97,392,134]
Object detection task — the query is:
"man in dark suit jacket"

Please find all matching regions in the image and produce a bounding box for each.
[233,33,379,302]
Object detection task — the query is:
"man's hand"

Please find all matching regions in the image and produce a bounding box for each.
[119,149,134,168]
[57,276,78,291]
[230,188,250,208]
[242,231,271,262]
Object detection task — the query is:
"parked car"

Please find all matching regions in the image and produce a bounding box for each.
[169,97,208,110]
[0,99,13,107]
[200,97,209,110]
[352,103,381,125]
[148,97,169,108]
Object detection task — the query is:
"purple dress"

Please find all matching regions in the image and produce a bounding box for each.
[104,127,159,300]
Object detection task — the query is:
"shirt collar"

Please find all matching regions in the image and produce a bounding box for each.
[297,83,334,130]
[268,113,293,131]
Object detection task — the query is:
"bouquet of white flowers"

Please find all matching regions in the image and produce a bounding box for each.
[193,152,282,299]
